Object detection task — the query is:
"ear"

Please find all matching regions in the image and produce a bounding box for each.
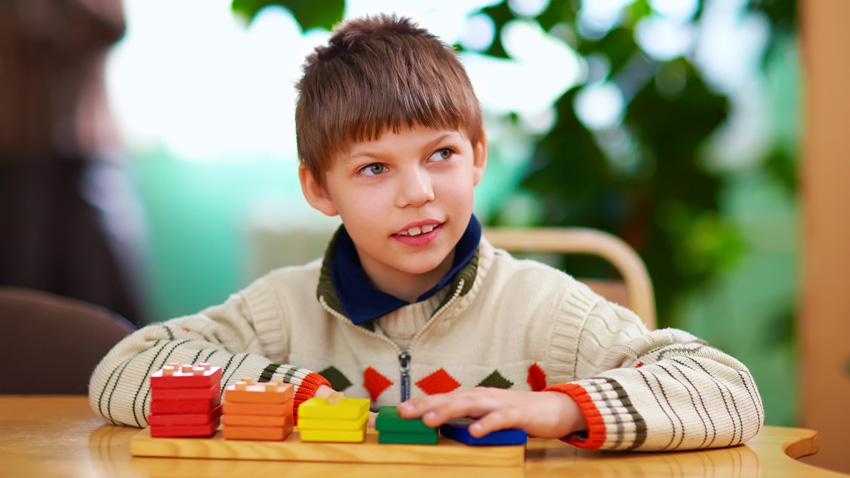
[299,163,339,217]
[472,128,488,187]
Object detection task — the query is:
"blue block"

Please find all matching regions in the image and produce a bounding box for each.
[439,419,528,446]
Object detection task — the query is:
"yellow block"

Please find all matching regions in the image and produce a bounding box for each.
[299,427,366,443]
[298,413,369,431]
[298,397,370,420]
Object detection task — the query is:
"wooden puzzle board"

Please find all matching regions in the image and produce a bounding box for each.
[131,427,525,467]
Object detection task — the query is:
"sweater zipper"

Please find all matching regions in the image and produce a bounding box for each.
[402,278,466,400]
[319,277,465,403]
[319,296,408,400]
[398,351,411,401]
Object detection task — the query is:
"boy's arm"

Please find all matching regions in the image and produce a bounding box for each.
[544,299,764,451]
[399,294,763,451]
[88,288,329,427]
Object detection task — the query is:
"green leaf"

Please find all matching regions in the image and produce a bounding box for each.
[231,0,344,30]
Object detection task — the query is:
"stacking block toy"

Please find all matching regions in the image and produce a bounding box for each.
[440,419,528,446]
[151,363,221,388]
[375,406,438,445]
[148,408,222,426]
[298,392,370,443]
[148,363,222,438]
[222,378,294,441]
[298,414,368,430]
[151,396,221,415]
[149,421,221,438]
[151,382,219,400]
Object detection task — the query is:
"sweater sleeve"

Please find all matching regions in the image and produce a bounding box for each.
[88,278,328,428]
[546,285,764,451]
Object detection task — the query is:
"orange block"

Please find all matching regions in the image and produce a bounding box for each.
[223,421,293,441]
[224,380,293,404]
[222,400,292,417]
[223,412,292,428]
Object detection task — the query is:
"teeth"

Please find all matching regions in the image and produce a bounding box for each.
[397,224,438,236]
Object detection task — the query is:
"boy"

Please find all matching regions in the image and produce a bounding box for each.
[89,15,763,451]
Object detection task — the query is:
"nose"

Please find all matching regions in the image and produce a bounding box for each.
[395,166,435,208]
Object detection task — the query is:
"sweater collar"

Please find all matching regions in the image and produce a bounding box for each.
[318,215,482,326]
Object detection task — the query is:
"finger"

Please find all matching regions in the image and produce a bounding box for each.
[467,408,524,438]
[367,411,377,429]
[402,391,501,427]
[397,394,455,417]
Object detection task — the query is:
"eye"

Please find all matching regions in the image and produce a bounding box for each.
[429,148,453,162]
[359,163,386,176]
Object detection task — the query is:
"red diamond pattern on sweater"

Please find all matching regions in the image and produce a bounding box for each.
[363,367,393,401]
[527,363,546,391]
[416,368,461,395]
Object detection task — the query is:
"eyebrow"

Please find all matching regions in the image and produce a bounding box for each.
[343,131,461,163]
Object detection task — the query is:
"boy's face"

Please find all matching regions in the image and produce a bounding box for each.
[300,125,487,298]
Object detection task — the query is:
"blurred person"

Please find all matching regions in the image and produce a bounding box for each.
[0,0,145,326]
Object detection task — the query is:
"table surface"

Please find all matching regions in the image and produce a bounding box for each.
[1,396,847,478]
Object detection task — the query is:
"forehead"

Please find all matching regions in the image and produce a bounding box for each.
[341,127,467,159]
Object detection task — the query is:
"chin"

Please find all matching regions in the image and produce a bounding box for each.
[401,253,453,276]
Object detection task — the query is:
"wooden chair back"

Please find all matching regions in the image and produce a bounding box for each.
[484,228,657,330]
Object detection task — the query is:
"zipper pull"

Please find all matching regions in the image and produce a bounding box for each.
[399,352,411,402]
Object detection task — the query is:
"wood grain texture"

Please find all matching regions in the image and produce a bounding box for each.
[130,427,526,467]
[3,397,848,478]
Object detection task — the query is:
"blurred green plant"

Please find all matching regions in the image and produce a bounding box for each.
[232,0,344,30]
[486,1,742,327]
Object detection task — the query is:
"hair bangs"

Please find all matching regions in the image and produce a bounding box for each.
[296,15,482,185]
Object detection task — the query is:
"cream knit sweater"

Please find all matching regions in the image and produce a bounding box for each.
[89,238,763,451]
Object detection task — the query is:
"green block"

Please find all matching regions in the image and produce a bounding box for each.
[375,406,435,433]
[378,430,439,445]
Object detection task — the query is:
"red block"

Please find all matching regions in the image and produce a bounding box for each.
[151,363,222,389]
[150,396,221,415]
[148,406,222,426]
[151,382,220,401]
[150,417,221,438]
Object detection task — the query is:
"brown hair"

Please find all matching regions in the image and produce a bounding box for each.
[295,14,482,186]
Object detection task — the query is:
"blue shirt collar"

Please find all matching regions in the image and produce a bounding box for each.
[331,215,482,325]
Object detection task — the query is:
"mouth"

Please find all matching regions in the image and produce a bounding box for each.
[395,223,443,237]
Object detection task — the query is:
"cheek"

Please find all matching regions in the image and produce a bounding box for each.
[335,194,385,227]
[439,174,475,203]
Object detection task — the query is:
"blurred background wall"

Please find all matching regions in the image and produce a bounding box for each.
[4,0,847,472]
[799,0,850,473]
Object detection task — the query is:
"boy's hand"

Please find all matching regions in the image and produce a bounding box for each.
[396,387,587,439]
[313,384,335,398]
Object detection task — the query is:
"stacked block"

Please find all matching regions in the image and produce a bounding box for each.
[375,406,438,444]
[148,363,222,438]
[298,394,370,443]
[440,419,528,446]
[222,378,294,441]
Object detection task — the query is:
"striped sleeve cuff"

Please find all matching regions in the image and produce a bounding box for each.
[545,377,646,450]
[260,364,330,422]
[293,373,330,417]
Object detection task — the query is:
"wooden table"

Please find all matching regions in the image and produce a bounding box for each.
[1,396,847,478]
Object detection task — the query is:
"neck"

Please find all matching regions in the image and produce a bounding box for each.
[361,249,456,303]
